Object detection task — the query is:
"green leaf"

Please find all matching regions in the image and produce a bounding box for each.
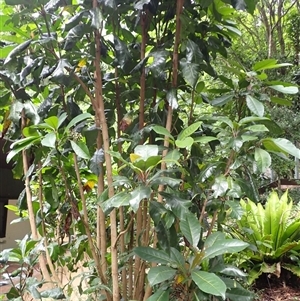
[246,95,264,117]
[90,7,103,29]
[253,59,277,71]
[147,266,176,286]
[134,0,151,9]
[134,144,159,160]
[180,213,201,248]
[166,88,178,110]
[192,271,226,299]
[178,121,202,141]
[203,238,249,260]
[151,125,174,140]
[4,39,31,65]
[159,192,191,220]
[129,185,151,212]
[255,148,271,173]
[193,136,218,143]
[148,50,168,77]
[270,96,292,106]
[269,85,298,94]
[245,124,269,132]
[146,289,169,301]
[40,288,65,299]
[65,113,92,132]
[162,149,181,167]
[262,138,300,159]
[44,116,59,130]
[100,191,131,213]
[114,36,131,70]
[180,58,199,88]
[134,247,174,265]
[212,175,228,198]
[185,39,203,63]
[41,132,56,148]
[150,176,182,188]
[71,141,90,160]
[175,137,194,148]
[211,94,234,106]
[63,23,85,51]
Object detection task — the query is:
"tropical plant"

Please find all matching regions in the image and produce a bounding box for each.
[1,0,300,300]
[232,191,300,284]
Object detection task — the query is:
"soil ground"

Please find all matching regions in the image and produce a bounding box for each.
[254,270,300,301]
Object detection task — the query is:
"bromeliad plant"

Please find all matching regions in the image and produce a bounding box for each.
[233,191,300,284]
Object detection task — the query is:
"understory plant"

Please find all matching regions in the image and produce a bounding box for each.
[232,191,300,284]
[1,0,300,300]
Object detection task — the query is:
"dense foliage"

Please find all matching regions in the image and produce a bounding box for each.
[0,0,300,301]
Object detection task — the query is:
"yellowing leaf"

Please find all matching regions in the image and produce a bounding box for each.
[83,180,96,192]
[76,58,87,72]
[130,153,141,162]
[175,274,185,284]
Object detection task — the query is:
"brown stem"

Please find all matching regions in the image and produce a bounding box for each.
[38,162,62,286]
[207,210,218,238]
[96,132,108,276]
[73,154,108,286]
[158,0,184,201]
[20,110,50,284]
[93,2,118,299]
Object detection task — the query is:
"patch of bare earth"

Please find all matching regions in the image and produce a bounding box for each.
[254,269,300,301]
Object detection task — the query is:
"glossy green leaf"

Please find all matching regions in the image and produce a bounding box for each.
[185,39,203,63]
[255,148,271,173]
[203,238,249,260]
[90,7,103,29]
[134,0,151,9]
[246,95,264,117]
[65,113,92,132]
[175,137,194,148]
[134,247,174,265]
[194,136,218,143]
[253,59,277,71]
[63,24,85,51]
[70,141,90,160]
[4,39,32,65]
[41,132,56,148]
[211,93,234,106]
[134,144,159,160]
[262,138,300,159]
[270,96,292,106]
[162,149,181,167]
[151,125,174,139]
[159,192,191,220]
[44,116,59,130]
[180,59,199,88]
[269,85,298,94]
[180,213,201,248]
[100,191,131,213]
[40,287,65,299]
[166,88,178,110]
[245,124,269,132]
[129,185,151,212]
[149,176,182,188]
[147,266,176,286]
[212,175,228,198]
[146,289,169,301]
[178,121,202,141]
[148,50,168,77]
[191,271,226,299]
[114,36,131,70]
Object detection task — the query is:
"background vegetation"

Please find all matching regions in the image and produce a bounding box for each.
[0,0,300,300]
